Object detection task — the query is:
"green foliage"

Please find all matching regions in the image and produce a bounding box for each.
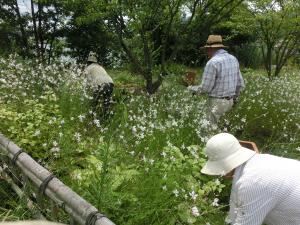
[0,0,69,61]
[232,43,263,68]
[213,2,263,68]
[1,55,300,224]
[71,143,226,225]
[0,57,226,224]
[0,93,62,160]
[249,0,300,77]
[0,181,33,221]
[66,14,116,65]
[221,70,300,158]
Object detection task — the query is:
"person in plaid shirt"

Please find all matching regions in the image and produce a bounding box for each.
[188,35,245,125]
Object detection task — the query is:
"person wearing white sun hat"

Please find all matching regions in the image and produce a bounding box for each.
[201,133,300,225]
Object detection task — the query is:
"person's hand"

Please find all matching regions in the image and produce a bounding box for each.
[187,85,199,94]
[233,96,238,106]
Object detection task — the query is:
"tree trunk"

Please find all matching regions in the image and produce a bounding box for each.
[38,1,44,61]
[31,0,40,59]
[267,45,272,78]
[47,3,59,64]
[13,0,29,57]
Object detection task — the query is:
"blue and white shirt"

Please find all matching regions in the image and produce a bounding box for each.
[229,154,300,225]
[190,49,245,97]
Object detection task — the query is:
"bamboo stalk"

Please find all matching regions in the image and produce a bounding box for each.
[0,133,115,225]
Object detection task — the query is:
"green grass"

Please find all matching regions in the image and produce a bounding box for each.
[0,181,33,221]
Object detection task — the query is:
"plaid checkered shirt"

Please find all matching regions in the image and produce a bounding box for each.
[192,49,245,97]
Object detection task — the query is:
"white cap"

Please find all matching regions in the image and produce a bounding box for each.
[87,51,97,63]
[201,133,256,175]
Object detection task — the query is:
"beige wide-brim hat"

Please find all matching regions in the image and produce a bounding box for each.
[87,51,97,63]
[202,35,228,49]
[201,133,256,176]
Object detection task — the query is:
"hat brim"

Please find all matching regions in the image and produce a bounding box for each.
[87,58,97,63]
[201,147,256,176]
[201,44,228,49]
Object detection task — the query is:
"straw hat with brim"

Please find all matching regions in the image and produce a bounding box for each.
[201,35,228,49]
[87,51,97,63]
[201,133,256,176]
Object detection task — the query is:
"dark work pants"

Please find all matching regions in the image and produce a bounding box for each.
[92,83,114,119]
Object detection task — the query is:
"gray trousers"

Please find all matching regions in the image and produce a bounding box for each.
[207,98,234,125]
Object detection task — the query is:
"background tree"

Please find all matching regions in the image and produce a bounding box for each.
[68,0,245,94]
[72,0,184,94]
[2,0,299,79]
[30,0,69,63]
[250,0,300,78]
[0,0,68,63]
[0,0,30,56]
[213,2,263,68]
[172,0,244,66]
[64,0,115,65]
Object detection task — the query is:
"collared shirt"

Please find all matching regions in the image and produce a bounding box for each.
[85,63,113,89]
[229,154,300,225]
[191,49,245,97]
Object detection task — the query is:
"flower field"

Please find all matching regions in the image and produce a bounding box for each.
[0,55,299,224]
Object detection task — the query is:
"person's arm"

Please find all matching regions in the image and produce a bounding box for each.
[235,68,245,97]
[229,183,277,225]
[187,61,217,94]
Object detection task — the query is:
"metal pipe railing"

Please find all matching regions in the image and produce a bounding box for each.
[0,133,115,225]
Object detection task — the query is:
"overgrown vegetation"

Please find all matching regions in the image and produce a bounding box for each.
[0,56,299,224]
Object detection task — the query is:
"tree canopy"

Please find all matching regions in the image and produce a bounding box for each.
[0,0,299,92]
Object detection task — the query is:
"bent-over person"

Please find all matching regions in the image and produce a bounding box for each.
[201,132,300,225]
[85,52,114,120]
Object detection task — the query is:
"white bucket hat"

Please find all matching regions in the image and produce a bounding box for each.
[87,51,97,63]
[201,133,256,176]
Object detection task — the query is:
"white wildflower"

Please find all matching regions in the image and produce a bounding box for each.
[149,159,155,165]
[50,147,60,153]
[173,189,179,197]
[212,198,219,207]
[74,132,81,142]
[191,206,200,217]
[189,190,198,201]
[33,130,41,136]
[161,151,167,158]
[142,155,147,162]
[215,179,221,185]
[129,151,135,156]
[93,119,100,127]
[78,114,85,122]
